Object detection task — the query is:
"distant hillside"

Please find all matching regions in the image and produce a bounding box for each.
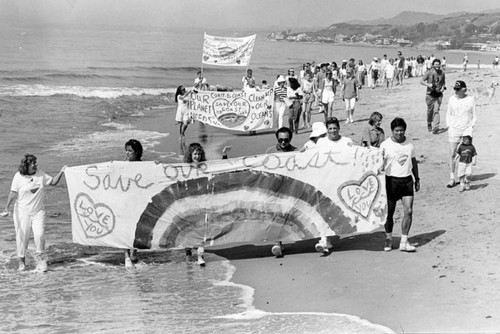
[268,9,500,50]
[345,11,446,26]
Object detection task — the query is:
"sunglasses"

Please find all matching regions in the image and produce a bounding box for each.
[278,138,290,143]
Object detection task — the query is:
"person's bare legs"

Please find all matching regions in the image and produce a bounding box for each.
[448,141,459,187]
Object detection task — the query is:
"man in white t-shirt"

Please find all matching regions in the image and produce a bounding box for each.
[380,117,420,252]
[316,117,353,149]
[445,80,477,188]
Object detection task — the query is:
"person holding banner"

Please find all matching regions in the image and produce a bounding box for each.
[183,142,230,266]
[286,77,303,134]
[242,69,254,90]
[123,139,144,268]
[175,85,192,139]
[316,117,353,148]
[380,117,420,252]
[194,71,209,91]
[1,154,66,272]
[265,127,297,154]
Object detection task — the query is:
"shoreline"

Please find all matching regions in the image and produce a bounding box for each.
[140,67,499,332]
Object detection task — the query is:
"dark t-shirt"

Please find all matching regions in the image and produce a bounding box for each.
[423,69,446,95]
[457,143,477,163]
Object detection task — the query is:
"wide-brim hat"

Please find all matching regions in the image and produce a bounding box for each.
[310,122,327,138]
[276,75,286,83]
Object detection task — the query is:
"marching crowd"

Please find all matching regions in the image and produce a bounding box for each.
[0,50,479,272]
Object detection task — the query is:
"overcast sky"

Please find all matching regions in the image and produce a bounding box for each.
[1,0,500,30]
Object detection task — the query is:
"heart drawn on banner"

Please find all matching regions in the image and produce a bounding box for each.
[203,55,209,61]
[74,193,115,239]
[213,97,251,128]
[338,173,380,218]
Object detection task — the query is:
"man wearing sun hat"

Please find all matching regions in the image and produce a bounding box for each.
[301,121,327,151]
[445,80,477,188]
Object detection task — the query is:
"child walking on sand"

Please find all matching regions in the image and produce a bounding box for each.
[454,135,477,192]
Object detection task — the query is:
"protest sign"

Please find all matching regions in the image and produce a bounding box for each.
[65,146,387,250]
[202,33,256,67]
[187,89,274,131]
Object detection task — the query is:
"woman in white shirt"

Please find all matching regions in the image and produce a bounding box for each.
[2,154,66,271]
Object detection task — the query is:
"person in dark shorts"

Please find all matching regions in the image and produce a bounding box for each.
[380,117,420,252]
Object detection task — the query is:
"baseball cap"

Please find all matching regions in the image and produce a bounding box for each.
[454,80,467,90]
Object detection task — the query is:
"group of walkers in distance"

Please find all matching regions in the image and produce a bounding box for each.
[1,50,480,273]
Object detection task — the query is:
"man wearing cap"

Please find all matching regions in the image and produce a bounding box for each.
[420,58,446,134]
[396,51,405,85]
[273,75,288,128]
[445,80,477,188]
[265,127,297,154]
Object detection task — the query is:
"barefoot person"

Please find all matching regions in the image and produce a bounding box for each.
[175,86,192,139]
[380,118,420,252]
[420,58,446,134]
[445,80,477,188]
[1,154,66,271]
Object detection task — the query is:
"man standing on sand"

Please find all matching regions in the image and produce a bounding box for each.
[265,127,297,154]
[445,80,477,188]
[380,117,420,252]
[420,58,446,134]
[395,51,405,85]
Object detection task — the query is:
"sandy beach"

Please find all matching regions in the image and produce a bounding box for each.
[173,67,500,332]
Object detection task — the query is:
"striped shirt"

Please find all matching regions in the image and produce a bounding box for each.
[274,86,287,102]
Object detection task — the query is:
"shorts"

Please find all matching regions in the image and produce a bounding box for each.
[448,127,473,143]
[457,162,472,177]
[385,175,414,201]
[322,90,335,104]
[303,92,315,103]
[344,97,356,109]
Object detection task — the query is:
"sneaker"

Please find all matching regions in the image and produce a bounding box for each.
[315,242,329,254]
[459,184,465,192]
[446,179,456,188]
[465,182,471,190]
[350,117,354,123]
[271,243,283,257]
[35,260,48,273]
[384,238,392,252]
[125,258,134,268]
[18,262,26,271]
[197,255,206,266]
[399,242,416,252]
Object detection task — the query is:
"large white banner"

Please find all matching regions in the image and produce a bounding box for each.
[187,89,274,131]
[65,146,387,250]
[202,33,256,67]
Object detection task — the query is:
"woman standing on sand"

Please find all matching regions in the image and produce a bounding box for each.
[1,154,66,272]
[301,72,315,128]
[175,86,192,139]
[320,70,335,122]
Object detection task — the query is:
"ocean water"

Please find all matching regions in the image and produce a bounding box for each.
[1,23,488,333]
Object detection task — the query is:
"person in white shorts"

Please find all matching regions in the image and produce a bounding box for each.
[320,70,336,122]
[2,154,66,271]
[445,80,476,188]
